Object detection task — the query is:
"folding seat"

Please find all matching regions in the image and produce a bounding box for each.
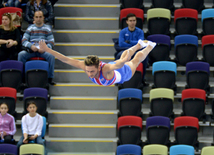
[143,144,168,155]
[202,35,214,66]
[118,63,144,90]
[0,87,17,118]
[170,145,195,155]
[174,35,198,66]
[181,88,206,121]
[174,116,199,148]
[174,9,198,35]
[120,0,144,10]
[146,116,171,145]
[152,61,177,91]
[23,87,48,117]
[120,8,144,29]
[0,60,23,91]
[25,60,49,89]
[186,61,210,93]
[201,9,214,35]
[117,88,142,117]
[20,144,44,155]
[147,34,171,65]
[116,144,141,155]
[151,0,174,12]
[147,8,171,35]
[182,0,205,12]
[0,144,17,155]
[112,38,128,55]
[149,88,174,118]
[201,146,214,155]
[117,116,142,146]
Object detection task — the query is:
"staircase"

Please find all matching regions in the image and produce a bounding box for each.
[45,0,214,154]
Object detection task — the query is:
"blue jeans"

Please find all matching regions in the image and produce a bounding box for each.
[17,135,44,147]
[6,0,21,7]
[115,49,149,80]
[18,50,55,78]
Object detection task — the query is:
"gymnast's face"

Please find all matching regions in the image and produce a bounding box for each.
[85,65,100,79]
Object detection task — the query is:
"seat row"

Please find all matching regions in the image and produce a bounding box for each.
[118,88,212,121]
[117,116,202,149]
[0,60,49,91]
[120,0,206,12]
[117,144,214,155]
[120,8,214,36]
[0,87,48,118]
[0,143,44,155]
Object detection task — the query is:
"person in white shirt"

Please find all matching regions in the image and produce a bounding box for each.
[17,101,44,148]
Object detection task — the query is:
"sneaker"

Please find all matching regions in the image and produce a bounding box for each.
[48,78,56,85]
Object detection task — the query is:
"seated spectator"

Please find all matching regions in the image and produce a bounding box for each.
[0,13,21,62]
[17,101,44,148]
[49,0,57,6]
[3,0,21,7]
[25,0,54,28]
[116,13,148,86]
[0,102,16,144]
[18,10,55,85]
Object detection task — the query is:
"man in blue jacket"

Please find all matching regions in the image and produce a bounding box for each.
[116,13,148,86]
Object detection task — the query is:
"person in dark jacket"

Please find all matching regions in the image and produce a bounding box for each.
[25,0,54,28]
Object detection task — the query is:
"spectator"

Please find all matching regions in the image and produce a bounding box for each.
[17,101,44,148]
[25,0,54,28]
[0,102,16,144]
[0,13,21,62]
[116,13,148,86]
[49,0,57,6]
[3,0,21,7]
[18,10,55,85]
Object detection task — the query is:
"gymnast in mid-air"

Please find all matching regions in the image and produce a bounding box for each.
[39,39,156,86]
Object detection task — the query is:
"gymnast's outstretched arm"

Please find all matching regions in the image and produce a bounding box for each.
[39,40,85,70]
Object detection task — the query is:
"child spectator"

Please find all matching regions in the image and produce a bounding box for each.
[0,13,21,61]
[25,0,54,27]
[17,101,44,148]
[0,102,16,144]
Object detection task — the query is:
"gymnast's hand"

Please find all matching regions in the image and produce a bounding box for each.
[39,40,49,51]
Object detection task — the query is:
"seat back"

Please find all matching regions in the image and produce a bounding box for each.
[147,8,171,35]
[20,144,44,155]
[120,8,144,29]
[202,35,214,66]
[146,116,170,145]
[25,60,49,88]
[182,0,204,12]
[116,144,142,155]
[174,116,199,146]
[0,60,23,90]
[201,9,214,35]
[174,35,198,66]
[152,61,177,89]
[120,0,143,9]
[0,87,17,116]
[174,8,198,35]
[0,7,22,27]
[118,116,142,145]
[143,144,168,155]
[0,144,17,155]
[121,71,142,89]
[201,146,214,155]
[118,88,142,116]
[23,88,48,117]
[147,34,171,64]
[149,88,174,117]
[181,88,206,119]
[170,145,195,155]
[186,61,210,90]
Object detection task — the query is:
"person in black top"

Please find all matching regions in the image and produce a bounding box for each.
[0,13,21,61]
